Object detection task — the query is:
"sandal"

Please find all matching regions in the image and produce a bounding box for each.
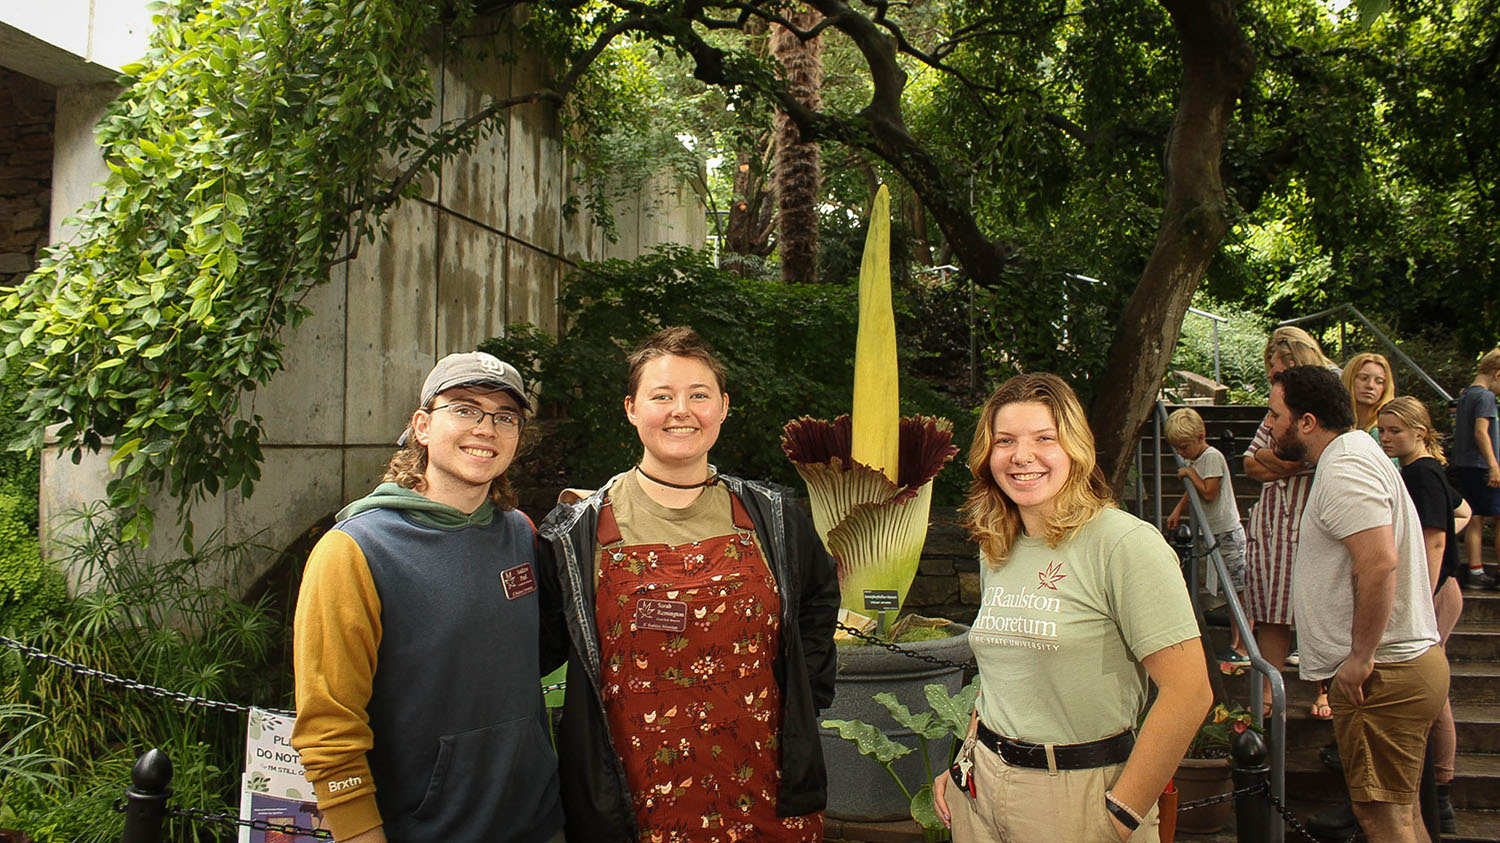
[1309,696,1333,720]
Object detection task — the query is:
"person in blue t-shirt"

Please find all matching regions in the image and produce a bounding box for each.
[1452,349,1500,588]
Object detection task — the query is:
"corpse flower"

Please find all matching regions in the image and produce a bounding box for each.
[781,185,957,620]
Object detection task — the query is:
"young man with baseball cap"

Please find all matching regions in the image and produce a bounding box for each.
[292,351,563,843]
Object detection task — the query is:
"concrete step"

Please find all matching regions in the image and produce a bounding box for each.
[1449,810,1500,843]
[1287,745,1500,808]
[1458,588,1500,624]
[1453,703,1500,755]
[1448,622,1500,662]
[1449,662,1500,703]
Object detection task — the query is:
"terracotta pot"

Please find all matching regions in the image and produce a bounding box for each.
[1174,757,1232,833]
[1157,782,1178,843]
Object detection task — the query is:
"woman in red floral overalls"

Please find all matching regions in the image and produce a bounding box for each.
[537,326,841,843]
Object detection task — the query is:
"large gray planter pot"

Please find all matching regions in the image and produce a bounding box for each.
[820,624,972,822]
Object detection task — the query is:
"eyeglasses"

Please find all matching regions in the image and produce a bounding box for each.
[428,403,524,435]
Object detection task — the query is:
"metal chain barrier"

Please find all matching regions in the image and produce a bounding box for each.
[110,799,333,839]
[1265,787,1359,843]
[2,633,566,707]
[1172,778,1357,843]
[0,633,292,717]
[835,622,974,669]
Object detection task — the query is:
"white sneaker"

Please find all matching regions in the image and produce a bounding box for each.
[1284,650,1300,667]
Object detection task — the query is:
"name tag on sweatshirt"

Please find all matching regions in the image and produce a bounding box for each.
[500,563,537,599]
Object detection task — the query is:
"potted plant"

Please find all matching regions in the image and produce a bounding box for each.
[1173,702,1260,834]
[822,680,979,843]
[780,186,964,820]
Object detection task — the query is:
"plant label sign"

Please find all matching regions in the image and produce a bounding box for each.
[863,589,900,611]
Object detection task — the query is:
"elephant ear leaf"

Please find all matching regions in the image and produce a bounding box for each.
[822,718,914,765]
[926,679,979,738]
[910,786,946,831]
[874,692,947,740]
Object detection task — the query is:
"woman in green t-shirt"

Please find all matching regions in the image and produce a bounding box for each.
[932,373,1212,842]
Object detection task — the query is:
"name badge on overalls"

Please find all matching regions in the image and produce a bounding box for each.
[635,598,688,632]
[500,563,537,599]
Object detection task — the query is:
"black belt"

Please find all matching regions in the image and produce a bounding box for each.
[976,722,1134,770]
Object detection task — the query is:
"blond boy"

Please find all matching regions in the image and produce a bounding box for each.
[1166,408,1250,662]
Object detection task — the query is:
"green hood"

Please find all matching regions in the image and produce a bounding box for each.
[337,482,496,528]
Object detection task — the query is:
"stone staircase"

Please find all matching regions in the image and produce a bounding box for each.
[1125,403,1268,521]
[1148,401,1500,841]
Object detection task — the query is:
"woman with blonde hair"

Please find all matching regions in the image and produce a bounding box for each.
[933,373,1210,842]
[1266,325,1337,371]
[1245,326,1335,718]
[1380,396,1472,831]
[1343,352,1396,433]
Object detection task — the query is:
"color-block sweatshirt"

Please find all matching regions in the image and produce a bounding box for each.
[291,484,562,842]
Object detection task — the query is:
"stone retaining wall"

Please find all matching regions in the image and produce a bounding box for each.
[0,67,53,288]
[906,506,979,624]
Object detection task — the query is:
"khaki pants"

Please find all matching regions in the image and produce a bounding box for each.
[949,741,1160,843]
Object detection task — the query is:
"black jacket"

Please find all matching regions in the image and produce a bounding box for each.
[537,472,840,843]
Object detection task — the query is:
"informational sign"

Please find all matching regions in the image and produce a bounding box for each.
[862,589,900,611]
[239,707,326,843]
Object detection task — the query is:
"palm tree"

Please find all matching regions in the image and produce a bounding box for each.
[771,5,823,284]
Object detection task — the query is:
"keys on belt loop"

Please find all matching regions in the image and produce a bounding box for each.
[1044,743,1059,776]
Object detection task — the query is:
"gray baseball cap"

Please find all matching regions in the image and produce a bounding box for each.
[418,351,530,411]
[397,351,529,446]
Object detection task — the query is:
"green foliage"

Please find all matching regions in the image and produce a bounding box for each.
[0,704,66,824]
[0,0,471,543]
[1220,0,1500,360]
[1188,703,1263,760]
[481,245,971,500]
[0,489,63,636]
[822,680,978,836]
[0,359,58,636]
[2,506,286,842]
[1169,297,1273,404]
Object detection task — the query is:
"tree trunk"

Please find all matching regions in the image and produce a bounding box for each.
[724,141,775,276]
[1089,0,1255,492]
[771,6,824,284]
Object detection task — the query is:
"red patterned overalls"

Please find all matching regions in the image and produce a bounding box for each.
[594,492,823,843]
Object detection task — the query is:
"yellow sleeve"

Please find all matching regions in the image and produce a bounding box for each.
[290,529,385,840]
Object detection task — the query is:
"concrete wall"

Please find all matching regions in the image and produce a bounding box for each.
[0,2,153,87]
[30,11,706,591]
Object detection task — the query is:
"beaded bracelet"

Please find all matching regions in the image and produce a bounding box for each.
[1104,790,1142,831]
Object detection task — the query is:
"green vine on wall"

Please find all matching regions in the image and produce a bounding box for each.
[0,0,464,543]
[0,0,670,545]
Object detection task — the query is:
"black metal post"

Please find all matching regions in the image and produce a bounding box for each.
[1232,728,1270,843]
[121,748,173,843]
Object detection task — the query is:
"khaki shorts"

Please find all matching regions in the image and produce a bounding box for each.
[1329,646,1449,804]
[948,739,1159,843]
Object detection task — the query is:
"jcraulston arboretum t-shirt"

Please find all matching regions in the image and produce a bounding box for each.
[969,508,1200,745]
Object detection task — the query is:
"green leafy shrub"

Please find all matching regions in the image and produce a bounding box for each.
[2,506,286,843]
[1170,296,1273,404]
[0,488,63,636]
[481,245,972,502]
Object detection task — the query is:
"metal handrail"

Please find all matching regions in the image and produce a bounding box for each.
[1186,307,1228,385]
[1147,400,1286,843]
[1279,304,1452,402]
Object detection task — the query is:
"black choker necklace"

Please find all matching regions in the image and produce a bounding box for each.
[635,465,718,490]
